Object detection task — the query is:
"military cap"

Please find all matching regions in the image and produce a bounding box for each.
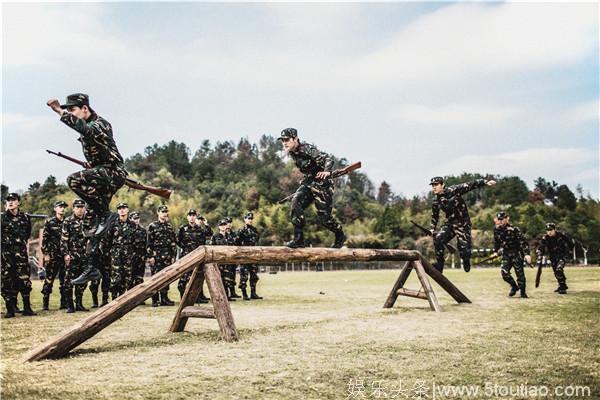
[198,215,206,221]
[157,205,169,213]
[72,199,85,207]
[224,216,233,224]
[218,219,228,226]
[496,211,508,220]
[278,127,298,140]
[53,200,68,208]
[546,222,556,230]
[244,212,254,219]
[5,192,21,201]
[60,93,90,109]
[429,176,444,185]
[116,202,128,209]
[130,211,140,219]
[187,208,197,215]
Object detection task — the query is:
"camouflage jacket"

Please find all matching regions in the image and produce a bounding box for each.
[147,220,177,259]
[430,179,486,229]
[1,210,31,250]
[61,214,88,260]
[42,216,65,257]
[210,232,234,246]
[60,111,127,176]
[536,231,572,260]
[236,224,260,246]
[289,142,334,184]
[106,218,137,254]
[131,224,147,257]
[177,223,210,256]
[494,224,529,256]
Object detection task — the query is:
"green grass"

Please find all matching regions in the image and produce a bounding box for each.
[1,267,599,399]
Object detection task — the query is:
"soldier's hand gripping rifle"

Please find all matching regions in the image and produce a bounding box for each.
[410,220,458,254]
[278,161,362,204]
[46,150,172,200]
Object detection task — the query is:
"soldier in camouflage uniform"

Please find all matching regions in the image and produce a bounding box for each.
[47,93,127,285]
[278,128,345,248]
[89,252,111,307]
[536,223,572,294]
[41,200,68,311]
[494,212,531,298]
[224,217,241,299]
[61,199,90,312]
[177,209,211,303]
[1,193,35,317]
[147,205,177,307]
[211,220,236,301]
[105,203,136,299]
[236,212,262,300]
[196,215,213,302]
[129,211,147,291]
[429,176,497,273]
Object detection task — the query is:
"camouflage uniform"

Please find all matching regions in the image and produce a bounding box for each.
[89,252,111,307]
[494,222,530,296]
[176,222,211,298]
[536,230,571,291]
[147,219,177,305]
[129,220,147,290]
[210,226,237,299]
[430,179,487,272]
[41,215,67,308]
[1,210,32,310]
[224,227,239,296]
[236,223,261,297]
[61,212,90,309]
[106,217,137,298]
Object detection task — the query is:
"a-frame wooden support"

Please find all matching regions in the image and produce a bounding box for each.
[169,263,238,342]
[383,256,471,312]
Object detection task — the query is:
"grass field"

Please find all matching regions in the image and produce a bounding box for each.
[1,266,599,400]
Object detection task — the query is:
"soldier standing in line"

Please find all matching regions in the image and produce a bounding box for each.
[493,212,531,298]
[105,203,136,299]
[429,176,497,273]
[224,217,241,299]
[278,128,346,248]
[196,215,213,303]
[89,252,111,308]
[129,211,147,291]
[61,199,90,313]
[147,205,177,307]
[210,220,236,301]
[177,209,211,303]
[236,212,262,300]
[1,193,36,317]
[536,223,572,294]
[41,200,68,311]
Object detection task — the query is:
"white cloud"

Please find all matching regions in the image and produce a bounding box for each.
[390,103,522,126]
[564,100,599,123]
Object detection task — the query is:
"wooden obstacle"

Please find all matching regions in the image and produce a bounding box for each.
[23,246,467,362]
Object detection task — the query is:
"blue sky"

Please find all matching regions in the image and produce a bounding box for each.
[2,2,598,198]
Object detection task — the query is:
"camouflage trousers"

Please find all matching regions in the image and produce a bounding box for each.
[219,265,237,289]
[550,258,567,286]
[291,181,342,233]
[64,259,88,298]
[434,223,472,272]
[178,270,206,297]
[129,254,146,289]
[1,246,32,302]
[90,254,111,296]
[110,262,132,297]
[67,166,125,214]
[501,254,526,290]
[239,264,259,290]
[151,252,175,297]
[41,255,65,297]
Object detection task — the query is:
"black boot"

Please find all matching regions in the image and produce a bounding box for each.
[42,295,50,311]
[152,293,160,307]
[22,296,37,316]
[71,264,102,285]
[557,284,567,294]
[101,293,109,307]
[332,229,346,249]
[230,286,241,299]
[520,289,528,298]
[462,260,471,273]
[75,297,89,311]
[195,294,209,304]
[3,298,16,318]
[508,284,519,297]
[242,288,250,301]
[250,288,263,300]
[59,294,67,310]
[227,287,236,301]
[14,298,22,314]
[160,291,174,306]
[287,228,305,248]
[94,211,118,237]
[91,292,99,308]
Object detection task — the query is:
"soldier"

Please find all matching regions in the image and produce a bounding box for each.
[236,212,262,300]
[1,193,35,317]
[224,217,241,299]
[536,223,572,294]
[105,203,136,299]
[493,212,531,298]
[147,205,177,307]
[89,252,111,308]
[41,200,68,311]
[196,215,213,303]
[210,220,236,301]
[177,209,211,303]
[47,93,128,285]
[278,128,345,248]
[429,176,497,273]
[61,199,90,312]
[129,211,147,291]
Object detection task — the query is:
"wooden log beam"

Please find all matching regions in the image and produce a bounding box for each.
[383,261,414,308]
[169,264,205,332]
[418,256,471,304]
[181,306,215,319]
[204,264,238,342]
[396,287,428,300]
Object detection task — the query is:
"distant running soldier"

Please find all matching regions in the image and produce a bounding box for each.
[41,200,68,311]
[147,205,177,307]
[236,212,262,300]
[494,212,531,298]
[536,223,572,294]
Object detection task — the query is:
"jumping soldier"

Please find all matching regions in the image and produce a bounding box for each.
[41,200,68,311]
[278,128,345,249]
[129,211,147,291]
[47,93,127,285]
[105,203,136,299]
[147,205,177,307]
[1,193,35,317]
[429,176,497,273]
[536,223,572,294]
[61,199,90,312]
[236,212,262,300]
[177,209,211,303]
[493,212,531,298]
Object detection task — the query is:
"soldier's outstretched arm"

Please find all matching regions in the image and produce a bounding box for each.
[448,179,489,196]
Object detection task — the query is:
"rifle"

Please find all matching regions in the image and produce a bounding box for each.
[479,253,500,264]
[410,220,458,254]
[278,161,362,204]
[535,262,543,288]
[46,150,172,200]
